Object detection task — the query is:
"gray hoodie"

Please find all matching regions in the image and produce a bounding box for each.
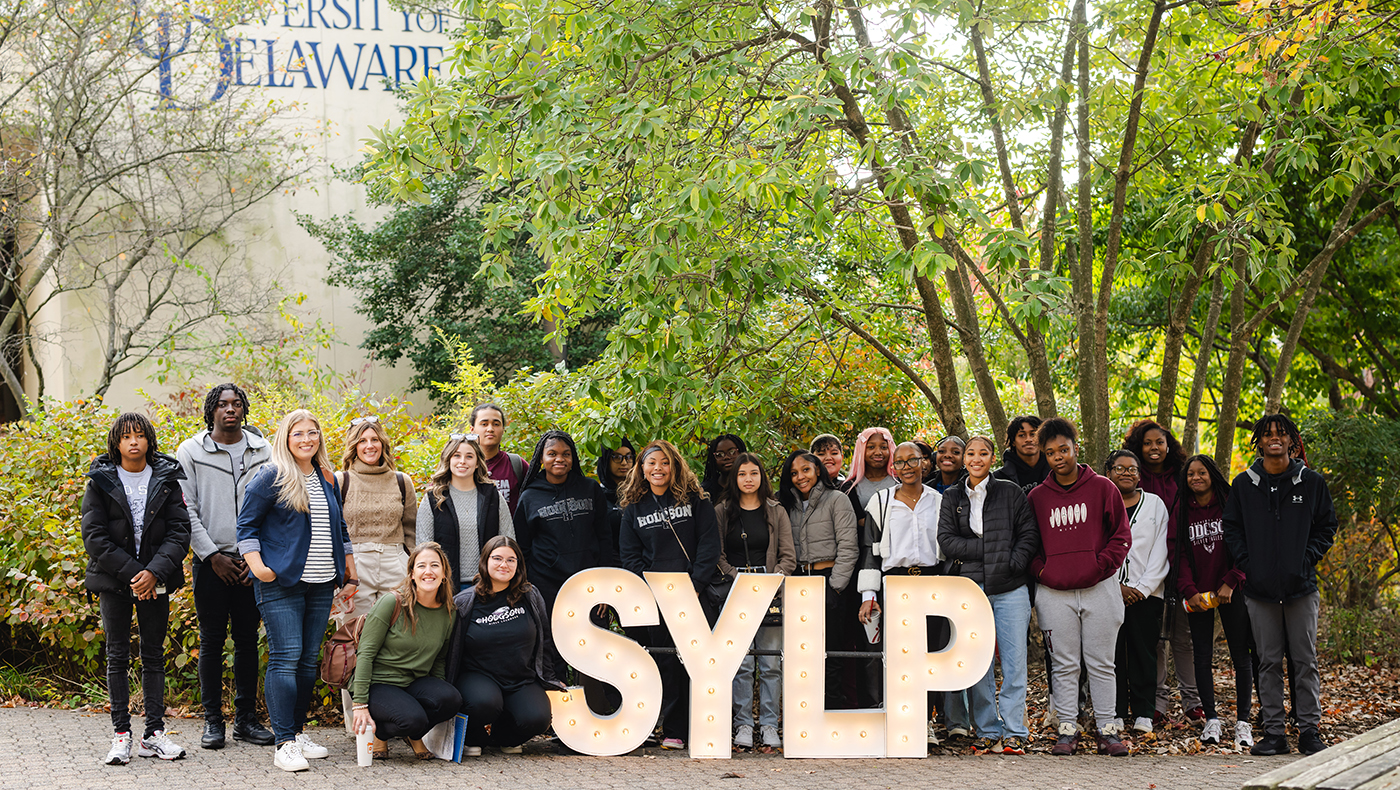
[176,429,272,560]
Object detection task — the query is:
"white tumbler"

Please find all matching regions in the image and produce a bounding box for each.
[356,723,375,767]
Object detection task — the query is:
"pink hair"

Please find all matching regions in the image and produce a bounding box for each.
[846,426,896,488]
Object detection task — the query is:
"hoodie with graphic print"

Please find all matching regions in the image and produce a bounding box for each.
[619,490,722,591]
[514,474,614,604]
[1027,464,1132,591]
[1175,496,1245,599]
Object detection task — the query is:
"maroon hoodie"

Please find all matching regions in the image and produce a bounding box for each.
[1028,464,1132,591]
[1175,496,1245,598]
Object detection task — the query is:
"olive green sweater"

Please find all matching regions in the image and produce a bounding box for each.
[350,593,454,704]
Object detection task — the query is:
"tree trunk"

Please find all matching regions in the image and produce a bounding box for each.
[1182,273,1225,454]
[1156,237,1214,428]
[1090,0,1165,460]
[1071,0,1099,463]
[945,256,1007,441]
[1213,245,1251,472]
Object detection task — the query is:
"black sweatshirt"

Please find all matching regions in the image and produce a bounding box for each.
[991,448,1051,494]
[619,490,722,591]
[513,473,614,602]
[1221,458,1338,602]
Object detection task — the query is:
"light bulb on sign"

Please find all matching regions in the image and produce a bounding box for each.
[781,576,886,758]
[881,575,994,757]
[645,571,781,759]
[549,568,663,756]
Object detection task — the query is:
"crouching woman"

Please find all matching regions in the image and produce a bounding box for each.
[351,542,462,759]
[445,536,565,756]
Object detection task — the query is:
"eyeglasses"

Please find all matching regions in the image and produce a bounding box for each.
[612,454,635,465]
[488,555,518,566]
[1110,465,1140,476]
[290,430,321,440]
[891,458,926,469]
[714,449,739,459]
[450,433,479,443]
[351,416,379,425]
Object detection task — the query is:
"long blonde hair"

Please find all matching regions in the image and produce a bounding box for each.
[340,418,398,471]
[430,434,493,508]
[618,439,706,508]
[271,409,333,513]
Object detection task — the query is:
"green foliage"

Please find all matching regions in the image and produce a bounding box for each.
[1320,607,1400,667]
[300,171,613,390]
[1304,410,1400,609]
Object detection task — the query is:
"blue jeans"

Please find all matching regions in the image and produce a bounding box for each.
[966,585,1031,739]
[732,625,782,729]
[255,579,336,745]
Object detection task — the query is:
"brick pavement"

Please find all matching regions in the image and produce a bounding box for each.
[0,707,1299,790]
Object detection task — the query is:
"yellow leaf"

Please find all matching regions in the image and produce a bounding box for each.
[1196,205,1207,222]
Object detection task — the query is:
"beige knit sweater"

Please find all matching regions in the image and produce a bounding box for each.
[337,459,417,549]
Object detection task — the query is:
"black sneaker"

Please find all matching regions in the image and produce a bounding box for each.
[1299,730,1327,755]
[201,721,226,750]
[232,718,275,746]
[1251,735,1291,756]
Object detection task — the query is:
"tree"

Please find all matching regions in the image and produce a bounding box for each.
[0,0,309,412]
[299,171,615,390]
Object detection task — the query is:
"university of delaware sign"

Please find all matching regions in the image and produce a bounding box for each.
[136,0,451,107]
[548,570,996,759]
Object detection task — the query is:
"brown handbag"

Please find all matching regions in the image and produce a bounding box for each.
[318,614,368,689]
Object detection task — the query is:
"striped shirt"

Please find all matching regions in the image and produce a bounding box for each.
[302,471,337,583]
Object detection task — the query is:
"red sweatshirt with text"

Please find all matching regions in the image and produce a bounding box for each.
[1028,464,1133,591]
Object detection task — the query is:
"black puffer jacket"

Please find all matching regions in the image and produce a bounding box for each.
[81,453,191,595]
[937,477,1040,595]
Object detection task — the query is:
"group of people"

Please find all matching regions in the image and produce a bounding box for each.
[79,381,1338,769]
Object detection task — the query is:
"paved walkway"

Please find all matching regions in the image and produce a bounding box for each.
[2,707,1299,790]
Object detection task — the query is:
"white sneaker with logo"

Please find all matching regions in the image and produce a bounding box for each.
[1202,718,1223,744]
[295,732,329,759]
[138,730,186,760]
[1235,720,1255,749]
[274,741,309,772]
[104,732,133,765]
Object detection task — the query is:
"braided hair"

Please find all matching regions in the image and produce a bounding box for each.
[520,430,584,489]
[202,383,250,431]
[701,433,748,491]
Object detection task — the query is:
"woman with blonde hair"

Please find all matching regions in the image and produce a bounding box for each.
[416,433,513,588]
[238,409,357,772]
[350,542,462,760]
[336,416,418,616]
[618,439,722,750]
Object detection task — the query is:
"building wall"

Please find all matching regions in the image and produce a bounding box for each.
[27,0,451,412]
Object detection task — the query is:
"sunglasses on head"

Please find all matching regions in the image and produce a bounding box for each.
[351,415,380,426]
[451,433,479,443]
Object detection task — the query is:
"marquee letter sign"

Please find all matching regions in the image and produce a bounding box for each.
[548,570,997,759]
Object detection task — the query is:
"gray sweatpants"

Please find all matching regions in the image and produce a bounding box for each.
[1037,576,1125,731]
[1155,608,1201,713]
[1245,592,1322,737]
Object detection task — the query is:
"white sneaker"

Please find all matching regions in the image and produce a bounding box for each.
[1202,718,1223,744]
[137,730,186,760]
[104,732,133,765]
[295,732,329,759]
[927,723,941,744]
[948,724,970,738]
[1133,717,1154,734]
[1235,720,1254,749]
[761,725,781,749]
[734,724,754,749]
[499,744,523,754]
[462,745,482,757]
[273,741,309,772]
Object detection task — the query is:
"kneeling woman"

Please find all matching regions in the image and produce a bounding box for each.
[445,536,564,756]
[351,542,462,759]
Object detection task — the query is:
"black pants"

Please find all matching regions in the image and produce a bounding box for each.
[1190,600,1254,720]
[99,591,169,737]
[636,621,688,740]
[368,677,462,740]
[455,672,552,747]
[193,556,262,724]
[581,605,623,715]
[1116,596,1163,720]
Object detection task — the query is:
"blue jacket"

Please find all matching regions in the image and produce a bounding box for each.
[236,464,354,587]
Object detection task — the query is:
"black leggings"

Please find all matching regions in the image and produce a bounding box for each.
[455,672,552,747]
[368,677,462,740]
[1188,600,1253,721]
[635,622,688,740]
[100,591,170,738]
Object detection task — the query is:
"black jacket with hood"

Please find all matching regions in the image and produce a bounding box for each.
[514,472,613,603]
[1221,458,1338,602]
[991,448,1050,494]
[81,452,192,595]
[619,490,722,592]
[937,476,1040,595]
